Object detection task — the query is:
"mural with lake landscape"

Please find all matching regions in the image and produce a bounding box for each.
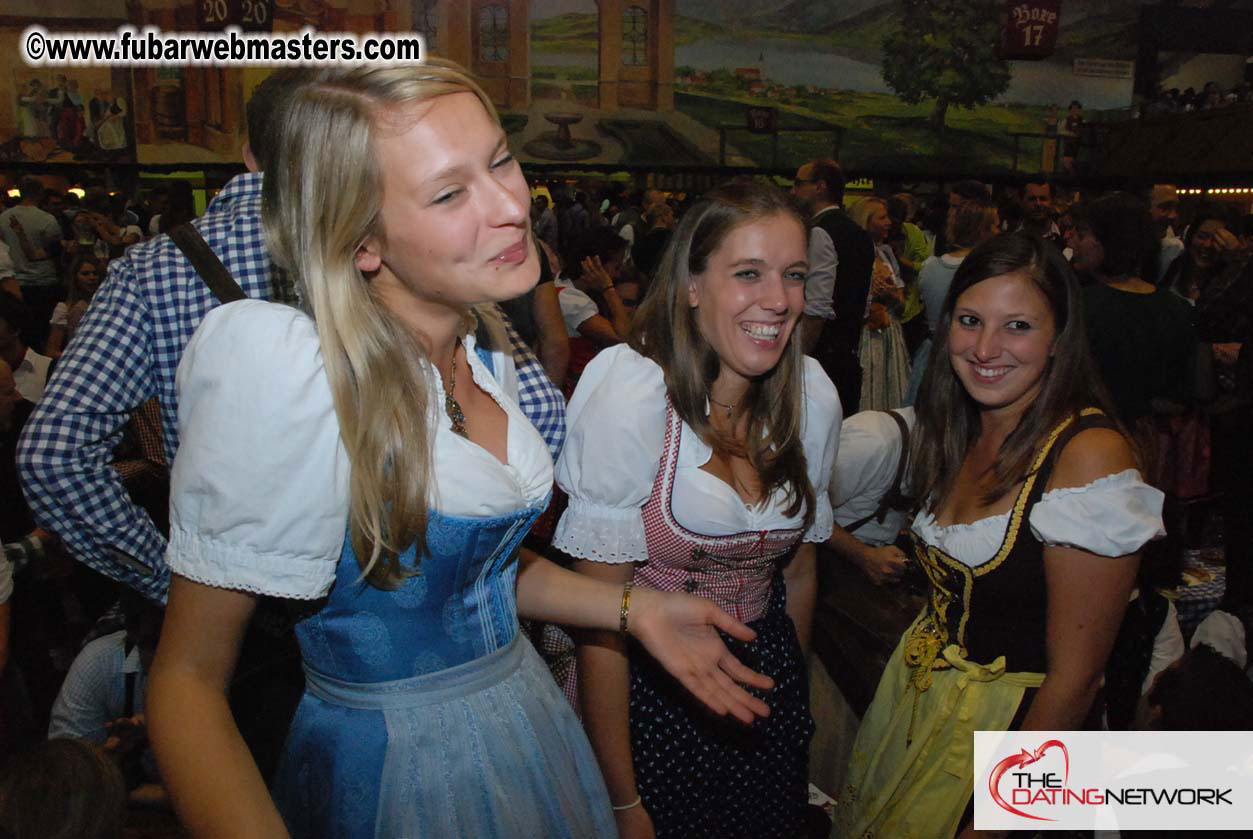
[514,0,1252,175]
[3,0,1244,173]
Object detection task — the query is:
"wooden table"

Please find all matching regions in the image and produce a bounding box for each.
[811,546,925,717]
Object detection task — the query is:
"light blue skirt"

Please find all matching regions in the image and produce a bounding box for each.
[273,635,617,839]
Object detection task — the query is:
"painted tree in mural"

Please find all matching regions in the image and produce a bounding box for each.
[881,0,1012,131]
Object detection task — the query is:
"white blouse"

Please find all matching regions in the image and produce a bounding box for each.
[911,468,1165,568]
[165,300,553,600]
[830,407,916,548]
[553,344,841,564]
[553,278,599,337]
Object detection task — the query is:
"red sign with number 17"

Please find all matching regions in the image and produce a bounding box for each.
[1000,0,1061,60]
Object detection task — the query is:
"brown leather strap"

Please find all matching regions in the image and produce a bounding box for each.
[168,223,247,303]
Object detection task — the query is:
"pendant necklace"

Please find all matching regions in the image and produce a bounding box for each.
[444,343,468,437]
[709,396,738,419]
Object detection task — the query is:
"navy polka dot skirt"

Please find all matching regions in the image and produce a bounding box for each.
[628,576,814,839]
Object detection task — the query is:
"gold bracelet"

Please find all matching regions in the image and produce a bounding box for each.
[619,580,634,635]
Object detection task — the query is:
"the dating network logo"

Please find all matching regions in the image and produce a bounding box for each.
[975,731,1247,831]
[988,738,1076,820]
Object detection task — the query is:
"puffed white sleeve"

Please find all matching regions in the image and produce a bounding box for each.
[556,285,601,336]
[1029,468,1165,557]
[801,356,841,542]
[552,344,667,563]
[165,300,349,599]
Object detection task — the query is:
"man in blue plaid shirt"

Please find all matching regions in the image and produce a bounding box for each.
[17,70,565,604]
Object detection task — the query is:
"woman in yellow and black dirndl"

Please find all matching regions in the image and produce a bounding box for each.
[835,233,1165,839]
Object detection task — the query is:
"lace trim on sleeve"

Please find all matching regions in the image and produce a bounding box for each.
[803,489,835,544]
[1039,467,1142,500]
[551,497,647,564]
[166,525,338,601]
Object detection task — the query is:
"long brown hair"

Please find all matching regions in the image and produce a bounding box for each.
[910,232,1120,508]
[629,180,814,526]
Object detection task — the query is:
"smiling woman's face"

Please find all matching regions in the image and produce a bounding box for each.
[947,270,1057,416]
[357,91,538,318]
[1189,218,1228,270]
[687,212,808,391]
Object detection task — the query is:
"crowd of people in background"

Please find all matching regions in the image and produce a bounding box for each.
[0,63,1251,839]
[1138,79,1253,117]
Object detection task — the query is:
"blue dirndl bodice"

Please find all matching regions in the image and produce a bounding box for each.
[273,503,615,839]
[296,505,534,683]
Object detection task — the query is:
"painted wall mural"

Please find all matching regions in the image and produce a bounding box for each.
[4,63,133,163]
[0,0,400,167]
[1,0,1249,174]
[512,0,1238,175]
[0,1,135,164]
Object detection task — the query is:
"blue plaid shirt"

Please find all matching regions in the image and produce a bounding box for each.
[496,307,566,463]
[18,172,566,602]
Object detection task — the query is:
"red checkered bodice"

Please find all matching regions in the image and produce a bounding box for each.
[636,400,804,622]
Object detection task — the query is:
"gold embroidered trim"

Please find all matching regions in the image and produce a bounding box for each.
[902,409,1104,691]
[974,409,1101,577]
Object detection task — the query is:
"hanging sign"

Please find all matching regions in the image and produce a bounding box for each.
[1000,0,1061,60]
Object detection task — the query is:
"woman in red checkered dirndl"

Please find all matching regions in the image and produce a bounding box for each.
[552,182,842,839]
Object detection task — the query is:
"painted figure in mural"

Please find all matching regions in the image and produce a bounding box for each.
[47,75,65,97]
[1061,100,1084,173]
[55,80,87,151]
[96,97,128,152]
[88,89,111,144]
[16,79,48,139]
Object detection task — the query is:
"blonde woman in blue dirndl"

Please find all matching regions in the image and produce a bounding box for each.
[835,233,1164,839]
[147,62,773,839]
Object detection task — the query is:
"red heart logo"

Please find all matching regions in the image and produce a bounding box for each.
[988,739,1070,821]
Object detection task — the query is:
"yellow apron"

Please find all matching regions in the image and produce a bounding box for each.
[834,614,1045,839]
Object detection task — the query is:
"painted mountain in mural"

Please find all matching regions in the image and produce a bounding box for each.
[676,0,799,23]
[742,0,893,34]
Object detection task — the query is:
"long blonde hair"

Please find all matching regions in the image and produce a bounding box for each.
[262,61,498,588]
